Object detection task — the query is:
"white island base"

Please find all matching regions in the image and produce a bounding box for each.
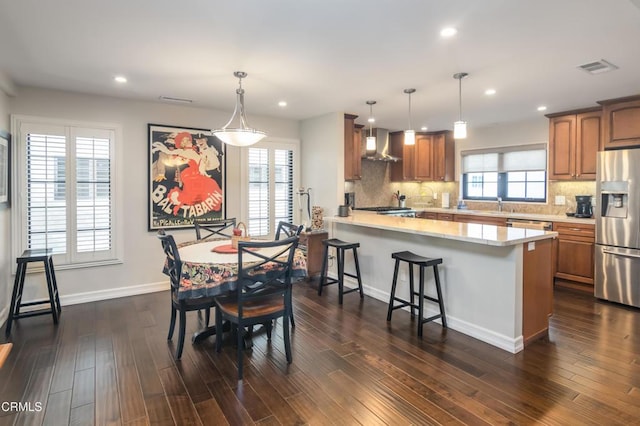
[326,214,556,353]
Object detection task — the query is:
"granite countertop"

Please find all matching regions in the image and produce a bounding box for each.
[326,212,557,247]
[415,207,596,225]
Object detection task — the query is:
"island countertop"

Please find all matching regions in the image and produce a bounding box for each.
[326,212,557,247]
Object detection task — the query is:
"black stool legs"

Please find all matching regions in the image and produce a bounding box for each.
[387,251,446,337]
[318,239,364,304]
[5,249,61,337]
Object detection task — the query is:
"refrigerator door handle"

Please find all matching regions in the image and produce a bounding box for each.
[602,249,640,259]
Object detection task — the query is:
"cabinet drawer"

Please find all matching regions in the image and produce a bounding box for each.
[553,222,595,238]
[416,211,437,219]
[437,213,454,221]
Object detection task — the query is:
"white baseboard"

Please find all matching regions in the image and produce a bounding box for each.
[339,277,523,354]
[60,281,170,306]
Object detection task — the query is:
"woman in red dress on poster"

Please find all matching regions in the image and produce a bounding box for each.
[151,132,222,215]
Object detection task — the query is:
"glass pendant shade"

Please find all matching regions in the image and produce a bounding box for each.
[454,121,467,139]
[213,71,266,147]
[403,88,416,145]
[404,129,416,145]
[365,100,377,155]
[453,72,468,140]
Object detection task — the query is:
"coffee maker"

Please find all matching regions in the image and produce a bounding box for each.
[575,195,593,218]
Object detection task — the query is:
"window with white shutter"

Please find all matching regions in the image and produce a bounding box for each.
[12,116,122,268]
[244,140,298,238]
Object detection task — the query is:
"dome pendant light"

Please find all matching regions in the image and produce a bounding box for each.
[213,71,266,147]
[404,88,416,145]
[365,100,377,155]
[453,72,468,139]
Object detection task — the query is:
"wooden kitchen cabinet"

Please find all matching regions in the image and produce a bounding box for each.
[547,108,601,180]
[416,211,455,221]
[454,214,507,226]
[553,222,595,291]
[299,230,329,279]
[599,95,640,149]
[437,213,455,221]
[344,114,362,181]
[390,130,454,182]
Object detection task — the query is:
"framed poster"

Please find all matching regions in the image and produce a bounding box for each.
[0,130,10,207]
[148,124,226,230]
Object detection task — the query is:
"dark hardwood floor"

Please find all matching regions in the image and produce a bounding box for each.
[1,281,639,425]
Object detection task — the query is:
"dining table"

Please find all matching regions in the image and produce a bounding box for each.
[170,237,308,343]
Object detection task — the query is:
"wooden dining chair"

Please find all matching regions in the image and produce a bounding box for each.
[214,236,299,381]
[275,221,304,240]
[194,217,237,240]
[157,230,216,360]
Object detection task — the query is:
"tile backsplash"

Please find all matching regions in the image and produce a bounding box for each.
[345,160,596,215]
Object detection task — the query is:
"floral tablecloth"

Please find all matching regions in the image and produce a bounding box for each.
[165,238,307,300]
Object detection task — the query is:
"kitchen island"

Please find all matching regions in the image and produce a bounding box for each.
[325,213,558,353]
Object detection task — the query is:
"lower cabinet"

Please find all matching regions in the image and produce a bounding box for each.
[454,214,507,227]
[299,231,328,279]
[553,222,595,291]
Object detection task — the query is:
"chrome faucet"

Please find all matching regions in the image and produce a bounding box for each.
[497,197,503,212]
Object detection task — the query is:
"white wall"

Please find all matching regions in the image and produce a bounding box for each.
[0,73,12,326]
[8,86,299,304]
[455,118,548,179]
[300,112,343,217]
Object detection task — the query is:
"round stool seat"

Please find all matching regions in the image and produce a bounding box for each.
[392,251,442,267]
[322,238,360,250]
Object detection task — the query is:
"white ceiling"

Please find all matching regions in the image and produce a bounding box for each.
[1,0,639,132]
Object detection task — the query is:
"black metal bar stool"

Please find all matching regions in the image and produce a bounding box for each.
[318,238,364,304]
[5,249,62,336]
[387,251,447,337]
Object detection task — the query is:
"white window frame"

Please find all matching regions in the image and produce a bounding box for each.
[11,115,124,270]
[240,138,300,239]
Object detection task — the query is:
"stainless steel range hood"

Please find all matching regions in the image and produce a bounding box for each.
[361,128,400,162]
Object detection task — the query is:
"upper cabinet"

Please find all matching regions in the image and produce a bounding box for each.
[547,108,601,180]
[390,130,454,182]
[599,95,640,149]
[344,114,362,181]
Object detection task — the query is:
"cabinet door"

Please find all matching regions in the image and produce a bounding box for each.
[432,132,455,181]
[602,98,640,149]
[549,115,576,180]
[344,114,357,180]
[414,134,433,180]
[575,111,600,179]
[389,132,405,182]
[555,239,594,284]
[353,124,363,179]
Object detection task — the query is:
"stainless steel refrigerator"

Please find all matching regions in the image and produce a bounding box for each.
[595,148,640,307]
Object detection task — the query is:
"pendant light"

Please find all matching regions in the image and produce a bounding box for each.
[453,72,468,139]
[212,71,266,147]
[404,88,416,145]
[365,100,377,155]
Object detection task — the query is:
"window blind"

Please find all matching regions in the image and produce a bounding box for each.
[462,144,546,173]
[247,148,269,236]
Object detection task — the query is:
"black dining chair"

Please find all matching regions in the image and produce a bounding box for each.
[275,221,304,240]
[194,217,237,240]
[157,229,216,360]
[274,221,304,328]
[214,236,299,381]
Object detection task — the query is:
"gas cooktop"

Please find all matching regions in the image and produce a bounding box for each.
[354,206,412,212]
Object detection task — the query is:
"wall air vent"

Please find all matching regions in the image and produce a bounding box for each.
[577,59,619,75]
[159,96,193,104]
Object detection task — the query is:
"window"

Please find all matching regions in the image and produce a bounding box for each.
[244,140,298,238]
[461,144,547,202]
[12,116,122,267]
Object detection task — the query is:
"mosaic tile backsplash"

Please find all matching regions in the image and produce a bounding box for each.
[345,160,597,215]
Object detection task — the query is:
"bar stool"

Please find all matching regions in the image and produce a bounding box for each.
[318,238,364,304]
[387,251,447,337]
[5,249,62,336]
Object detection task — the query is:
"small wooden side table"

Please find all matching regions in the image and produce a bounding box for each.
[299,230,329,279]
[5,249,62,336]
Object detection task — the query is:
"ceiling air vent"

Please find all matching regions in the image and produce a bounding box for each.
[577,59,618,75]
[159,96,193,104]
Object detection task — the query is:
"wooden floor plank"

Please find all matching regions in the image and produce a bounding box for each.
[42,390,72,426]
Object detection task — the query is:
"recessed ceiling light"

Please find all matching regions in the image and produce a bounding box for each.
[537,106,547,112]
[421,126,428,131]
[278,101,287,107]
[485,89,496,96]
[114,75,127,83]
[440,27,457,38]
